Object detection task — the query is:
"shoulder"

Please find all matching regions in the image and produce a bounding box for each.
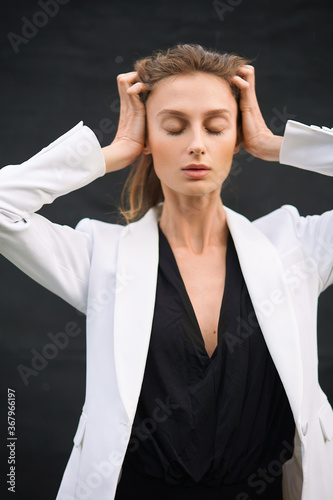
[254,204,333,293]
[74,205,160,241]
[252,205,333,272]
[225,204,306,259]
[75,217,126,242]
[253,204,333,242]
[253,204,301,236]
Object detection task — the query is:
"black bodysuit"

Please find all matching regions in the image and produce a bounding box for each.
[115,224,295,500]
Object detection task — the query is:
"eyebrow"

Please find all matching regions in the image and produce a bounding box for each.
[156,108,232,118]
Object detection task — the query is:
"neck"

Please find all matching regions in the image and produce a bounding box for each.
[158,190,229,255]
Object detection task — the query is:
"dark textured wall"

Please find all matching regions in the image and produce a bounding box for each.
[0,0,333,498]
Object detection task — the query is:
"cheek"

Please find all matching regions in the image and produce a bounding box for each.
[209,135,235,158]
[148,131,178,163]
[149,137,182,183]
[221,140,237,156]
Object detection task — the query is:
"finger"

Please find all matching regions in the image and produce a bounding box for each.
[116,72,140,95]
[117,71,148,90]
[116,71,138,82]
[126,81,149,95]
[234,65,255,84]
[231,75,250,90]
[117,73,149,103]
[117,80,138,102]
[236,64,255,74]
[238,64,255,70]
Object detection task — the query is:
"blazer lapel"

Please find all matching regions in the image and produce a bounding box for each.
[113,205,161,422]
[224,206,303,421]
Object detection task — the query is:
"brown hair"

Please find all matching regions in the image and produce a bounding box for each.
[118,43,251,225]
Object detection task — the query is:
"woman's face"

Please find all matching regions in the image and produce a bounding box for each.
[143,72,240,200]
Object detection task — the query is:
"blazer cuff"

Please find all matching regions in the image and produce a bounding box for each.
[279,120,333,176]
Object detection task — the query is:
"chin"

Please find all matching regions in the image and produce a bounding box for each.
[174,186,222,201]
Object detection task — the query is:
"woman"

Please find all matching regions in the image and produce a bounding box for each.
[0,44,332,500]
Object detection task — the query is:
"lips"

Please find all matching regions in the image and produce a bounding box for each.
[182,164,210,170]
[182,165,211,179]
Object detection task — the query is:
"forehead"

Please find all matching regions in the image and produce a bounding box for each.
[146,72,237,116]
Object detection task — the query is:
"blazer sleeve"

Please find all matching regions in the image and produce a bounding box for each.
[279,120,333,293]
[0,122,106,313]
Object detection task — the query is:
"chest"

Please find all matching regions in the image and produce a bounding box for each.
[172,249,227,357]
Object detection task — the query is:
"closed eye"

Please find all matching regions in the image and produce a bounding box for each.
[166,130,183,136]
[166,129,224,136]
[206,129,224,136]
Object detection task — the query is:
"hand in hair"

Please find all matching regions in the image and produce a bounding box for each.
[102,71,149,173]
[232,65,283,162]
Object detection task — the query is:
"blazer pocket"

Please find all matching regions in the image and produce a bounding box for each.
[73,411,87,447]
[318,401,333,442]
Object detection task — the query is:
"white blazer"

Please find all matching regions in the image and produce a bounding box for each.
[0,120,333,500]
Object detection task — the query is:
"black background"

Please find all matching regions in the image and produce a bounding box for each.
[0,0,333,498]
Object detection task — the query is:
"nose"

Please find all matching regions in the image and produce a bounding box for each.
[189,145,206,155]
[187,128,206,155]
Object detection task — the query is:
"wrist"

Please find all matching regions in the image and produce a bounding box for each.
[102,141,135,173]
[263,134,283,162]
[249,133,283,162]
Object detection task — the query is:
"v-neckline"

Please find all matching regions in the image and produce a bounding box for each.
[158,223,230,359]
